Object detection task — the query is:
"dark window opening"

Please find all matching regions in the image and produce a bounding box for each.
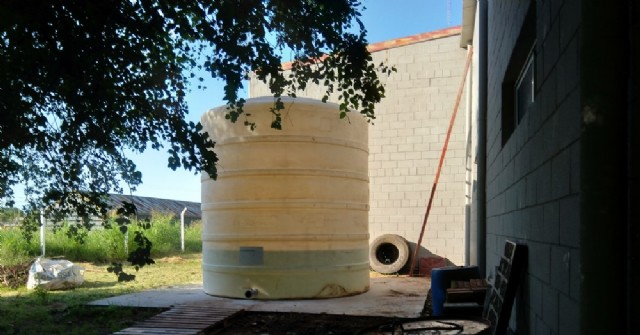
[501,2,537,146]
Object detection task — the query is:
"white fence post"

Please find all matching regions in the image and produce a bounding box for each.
[180,207,187,252]
[39,209,45,257]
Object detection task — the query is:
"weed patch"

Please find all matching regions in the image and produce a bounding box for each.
[0,254,202,334]
[0,213,202,279]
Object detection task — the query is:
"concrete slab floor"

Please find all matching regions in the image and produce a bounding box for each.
[89,276,431,318]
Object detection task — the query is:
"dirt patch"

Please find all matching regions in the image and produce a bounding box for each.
[203,285,434,334]
[202,307,490,335]
[204,311,407,335]
[158,256,186,263]
[387,289,421,297]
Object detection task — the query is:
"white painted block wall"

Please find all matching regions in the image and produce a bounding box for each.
[249,32,468,265]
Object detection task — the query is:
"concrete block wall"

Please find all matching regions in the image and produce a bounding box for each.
[484,0,581,334]
[249,29,469,265]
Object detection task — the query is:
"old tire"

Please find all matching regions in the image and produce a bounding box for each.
[369,234,410,274]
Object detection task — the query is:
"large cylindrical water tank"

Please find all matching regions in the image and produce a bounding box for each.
[200,96,370,299]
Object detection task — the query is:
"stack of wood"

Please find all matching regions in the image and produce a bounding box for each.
[446,278,488,303]
[0,262,31,289]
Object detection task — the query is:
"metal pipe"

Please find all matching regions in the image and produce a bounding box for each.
[476,0,488,277]
[464,42,473,266]
[627,0,640,327]
[408,46,474,276]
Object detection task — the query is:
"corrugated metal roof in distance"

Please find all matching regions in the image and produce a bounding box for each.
[107,194,201,220]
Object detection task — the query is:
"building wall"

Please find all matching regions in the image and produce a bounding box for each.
[483,0,581,334]
[249,31,469,265]
[466,8,481,268]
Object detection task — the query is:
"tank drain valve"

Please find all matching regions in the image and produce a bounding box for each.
[244,288,259,299]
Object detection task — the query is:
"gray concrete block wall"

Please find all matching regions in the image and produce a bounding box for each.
[484,0,581,334]
[249,32,469,264]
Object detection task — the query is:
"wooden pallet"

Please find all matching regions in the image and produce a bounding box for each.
[113,305,241,335]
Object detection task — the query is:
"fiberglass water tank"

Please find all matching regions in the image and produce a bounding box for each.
[200,96,370,299]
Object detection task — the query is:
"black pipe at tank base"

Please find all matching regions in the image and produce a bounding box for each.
[244,288,258,299]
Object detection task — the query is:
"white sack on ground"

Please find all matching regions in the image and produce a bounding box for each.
[26,258,85,290]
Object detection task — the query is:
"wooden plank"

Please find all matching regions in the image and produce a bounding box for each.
[114,329,195,335]
[113,305,241,335]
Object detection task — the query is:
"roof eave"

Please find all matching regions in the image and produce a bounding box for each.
[368,26,462,53]
[460,0,477,48]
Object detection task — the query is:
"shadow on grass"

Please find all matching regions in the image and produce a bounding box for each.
[0,287,165,335]
[1,252,203,334]
[81,280,120,289]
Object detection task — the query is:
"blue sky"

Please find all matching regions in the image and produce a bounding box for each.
[122,0,463,203]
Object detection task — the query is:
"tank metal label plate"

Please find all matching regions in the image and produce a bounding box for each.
[239,246,264,266]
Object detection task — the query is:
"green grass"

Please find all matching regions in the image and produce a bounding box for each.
[0,214,203,265]
[0,214,205,333]
[0,227,33,266]
[0,253,203,334]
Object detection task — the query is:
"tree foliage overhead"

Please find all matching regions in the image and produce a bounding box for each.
[0,0,391,222]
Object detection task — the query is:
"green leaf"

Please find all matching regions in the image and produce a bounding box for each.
[1,1,391,283]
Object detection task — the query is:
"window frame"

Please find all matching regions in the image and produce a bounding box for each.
[515,49,536,125]
[500,2,537,146]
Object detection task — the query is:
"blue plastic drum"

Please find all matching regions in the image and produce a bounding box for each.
[430,266,482,316]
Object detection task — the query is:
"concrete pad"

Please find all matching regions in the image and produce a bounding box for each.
[89,276,431,318]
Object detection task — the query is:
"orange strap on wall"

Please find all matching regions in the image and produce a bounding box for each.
[408,46,474,276]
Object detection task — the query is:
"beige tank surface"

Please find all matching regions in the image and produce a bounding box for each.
[200,96,370,299]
